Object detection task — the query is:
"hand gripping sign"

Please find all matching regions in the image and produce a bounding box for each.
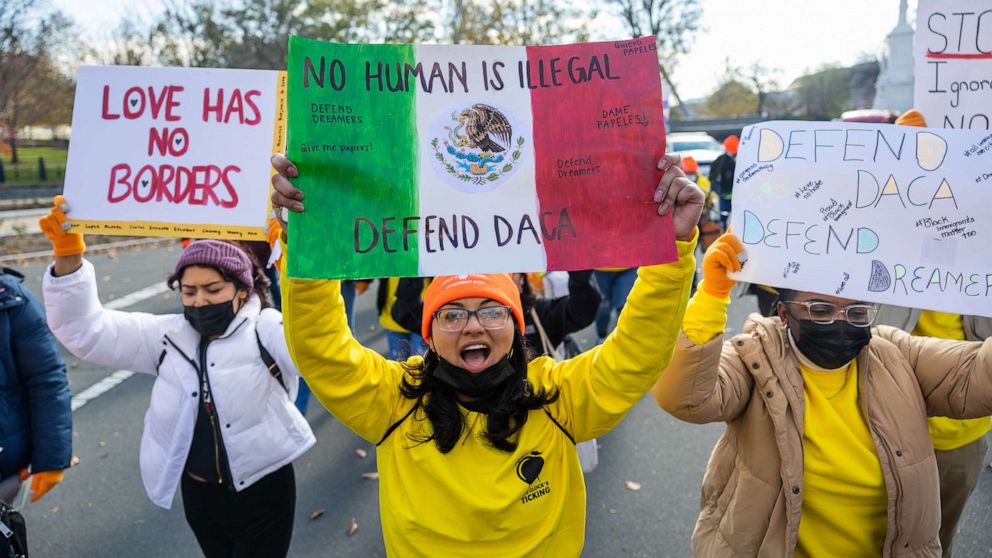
[284,36,675,279]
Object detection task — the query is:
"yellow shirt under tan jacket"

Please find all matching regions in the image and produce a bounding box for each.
[653,290,992,558]
[281,237,696,557]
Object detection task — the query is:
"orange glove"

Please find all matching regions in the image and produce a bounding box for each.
[895,109,927,128]
[264,215,285,270]
[355,280,371,295]
[701,232,746,298]
[29,469,64,502]
[38,195,86,256]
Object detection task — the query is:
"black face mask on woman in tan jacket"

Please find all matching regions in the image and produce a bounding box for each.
[653,313,992,558]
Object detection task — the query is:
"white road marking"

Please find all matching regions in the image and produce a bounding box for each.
[104,282,171,310]
[71,370,135,411]
[72,282,173,412]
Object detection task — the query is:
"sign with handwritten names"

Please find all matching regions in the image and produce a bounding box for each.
[63,66,286,240]
[284,36,672,279]
[730,120,992,318]
[914,0,992,130]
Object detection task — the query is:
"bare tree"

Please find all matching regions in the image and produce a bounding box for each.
[446,0,592,45]
[610,0,702,114]
[743,61,780,117]
[0,0,74,162]
[149,0,436,69]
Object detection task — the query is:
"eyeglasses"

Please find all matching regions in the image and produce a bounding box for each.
[783,301,878,327]
[432,305,513,332]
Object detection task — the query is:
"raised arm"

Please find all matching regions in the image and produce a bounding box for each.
[653,233,755,423]
[532,270,601,347]
[39,198,176,374]
[270,154,409,443]
[536,153,705,441]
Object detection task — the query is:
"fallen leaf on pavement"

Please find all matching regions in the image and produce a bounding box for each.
[355,448,368,459]
[133,519,145,526]
[50,506,59,514]
[347,518,359,537]
[361,472,379,480]
[625,481,641,491]
[309,509,325,521]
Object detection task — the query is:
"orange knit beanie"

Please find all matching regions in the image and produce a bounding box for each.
[421,274,525,340]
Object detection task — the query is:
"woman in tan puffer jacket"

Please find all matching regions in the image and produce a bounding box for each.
[653,233,992,558]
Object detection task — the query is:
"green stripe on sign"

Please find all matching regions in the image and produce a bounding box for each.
[287,36,419,279]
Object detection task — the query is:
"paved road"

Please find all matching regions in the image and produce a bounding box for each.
[12,245,992,557]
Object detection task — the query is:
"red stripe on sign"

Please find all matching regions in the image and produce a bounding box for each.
[926,51,992,59]
[527,37,677,271]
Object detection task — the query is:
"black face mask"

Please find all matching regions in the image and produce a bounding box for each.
[433,355,518,399]
[184,299,238,338]
[791,319,872,370]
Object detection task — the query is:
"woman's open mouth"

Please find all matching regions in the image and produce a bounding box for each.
[460,343,491,372]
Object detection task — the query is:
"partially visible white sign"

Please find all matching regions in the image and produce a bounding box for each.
[64,65,283,239]
[914,0,992,130]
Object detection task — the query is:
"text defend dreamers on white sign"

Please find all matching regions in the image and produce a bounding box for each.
[729,120,992,318]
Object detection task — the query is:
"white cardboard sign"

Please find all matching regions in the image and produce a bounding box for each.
[914,0,992,130]
[729,120,992,318]
[63,66,285,240]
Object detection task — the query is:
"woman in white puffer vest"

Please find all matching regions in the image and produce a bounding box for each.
[38,197,315,558]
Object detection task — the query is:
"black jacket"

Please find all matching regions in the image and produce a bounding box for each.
[709,153,737,199]
[392,271,601,356]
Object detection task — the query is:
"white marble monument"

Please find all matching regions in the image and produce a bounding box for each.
[873,0,915,112]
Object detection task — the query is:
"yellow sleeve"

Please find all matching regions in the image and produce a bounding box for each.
[535,232,697,441]
[281,246,409,443]
[682,289,730,345]
[697,175,711,195]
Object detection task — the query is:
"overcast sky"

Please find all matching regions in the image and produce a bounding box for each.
[53,0,916,101]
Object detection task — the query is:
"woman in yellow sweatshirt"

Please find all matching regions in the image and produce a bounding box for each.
[269,152,702,557]
[654,233,992,557]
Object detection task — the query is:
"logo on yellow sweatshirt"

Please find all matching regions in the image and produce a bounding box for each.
[517,451,552,505]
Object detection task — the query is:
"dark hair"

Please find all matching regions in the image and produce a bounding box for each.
[167,241,272,309]
[518,274,537,313]
[775,288,797,302]
[398,330,559,453]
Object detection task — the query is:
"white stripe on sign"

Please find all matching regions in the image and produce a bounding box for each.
[71,370,135,411]
[72,281,173,412]
[104,282,171,310]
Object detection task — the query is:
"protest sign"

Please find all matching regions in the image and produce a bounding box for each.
[914,0,992,130]
[284,36,673,279]
[63,66,286,240]
[729,120,992,318]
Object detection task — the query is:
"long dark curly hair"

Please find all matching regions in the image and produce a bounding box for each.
[399,330,559,453]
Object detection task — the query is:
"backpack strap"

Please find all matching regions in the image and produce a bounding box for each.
[542,408,576,445]
[255,330,288,393]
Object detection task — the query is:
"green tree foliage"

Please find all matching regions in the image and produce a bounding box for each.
[0,0,74,162]
[795,64,852,120]
[701,80,757,118]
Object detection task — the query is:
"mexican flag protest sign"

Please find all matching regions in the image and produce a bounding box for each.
[285,36,674,279]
